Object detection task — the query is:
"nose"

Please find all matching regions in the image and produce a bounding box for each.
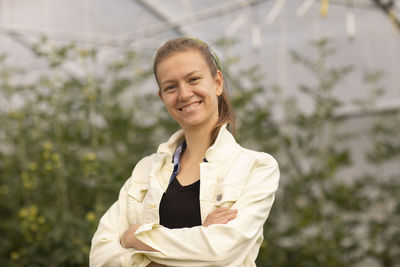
[177,83,193,101]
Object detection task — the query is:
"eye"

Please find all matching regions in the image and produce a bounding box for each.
[163,85,176,92]
[189,76,200,83]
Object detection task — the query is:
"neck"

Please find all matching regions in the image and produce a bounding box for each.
[182,122,216,162]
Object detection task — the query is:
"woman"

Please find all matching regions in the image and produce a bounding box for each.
[90,38,280,267]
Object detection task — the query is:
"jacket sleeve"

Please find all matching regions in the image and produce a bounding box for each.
[89,159,152,267]
[134,154,280,267]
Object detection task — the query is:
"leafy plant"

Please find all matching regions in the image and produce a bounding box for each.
[1,37,399,267]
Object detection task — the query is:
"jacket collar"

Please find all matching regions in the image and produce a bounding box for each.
[157,124,238,163]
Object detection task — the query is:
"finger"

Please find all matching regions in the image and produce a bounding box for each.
[211,214,236,225]
[222,211,237,221]
[210,208,237,220]
[210,211,237,225]
[211,207,235,216]
[203,208,238,227]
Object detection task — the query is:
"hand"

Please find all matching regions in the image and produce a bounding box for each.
[203,207,238,227]
[120,224,158,252]
[120,224,141,248]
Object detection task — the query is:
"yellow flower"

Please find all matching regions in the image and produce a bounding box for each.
[52,153,60,162]
[81,245,89,254]
[31,224,38,231]
[85,211,96,222]
[10,252,19,261]
[44,162,53,171]
[28,162,37,171]
[37,216,46,224]
[9,111,23,120]
[79,49,89,58]
[29,205,39,217]
[85,153,97,161]
[43,141,53,150]
[18,208,28,218]
[22,172,36,190]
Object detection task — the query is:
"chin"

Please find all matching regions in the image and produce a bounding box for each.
[176,117,204,128]
[179,116,218,131]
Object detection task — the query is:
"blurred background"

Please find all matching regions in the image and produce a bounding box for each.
[0,0,399,266]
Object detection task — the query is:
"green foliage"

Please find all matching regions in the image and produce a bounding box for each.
[255,39,400,267]
[1,37,399,266]
[0,37,174,266]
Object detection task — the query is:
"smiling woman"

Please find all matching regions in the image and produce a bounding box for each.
[157,50,223,135]
[89,38,280,267]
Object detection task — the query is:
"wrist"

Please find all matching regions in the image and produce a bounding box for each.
[121,224,141,248]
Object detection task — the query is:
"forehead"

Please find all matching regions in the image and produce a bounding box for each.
[157,51,210,82]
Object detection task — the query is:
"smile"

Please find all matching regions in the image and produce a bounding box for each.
[178,101,202,112]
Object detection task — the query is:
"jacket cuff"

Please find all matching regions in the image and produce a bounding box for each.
[135,223,161,235]
[120,251,151,267]
[135,223,168,257]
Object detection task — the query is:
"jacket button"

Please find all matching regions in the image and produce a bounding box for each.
[216,194,222,201]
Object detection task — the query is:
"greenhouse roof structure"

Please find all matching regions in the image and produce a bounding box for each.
[1,0,399,117]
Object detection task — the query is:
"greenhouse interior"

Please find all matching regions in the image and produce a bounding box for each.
[1,0,399,266]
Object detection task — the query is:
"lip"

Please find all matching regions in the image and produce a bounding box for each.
[178,101,202,111]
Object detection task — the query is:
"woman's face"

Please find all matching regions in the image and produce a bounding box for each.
[157,50,223,131]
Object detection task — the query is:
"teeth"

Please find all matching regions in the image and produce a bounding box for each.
[181,102,200,112]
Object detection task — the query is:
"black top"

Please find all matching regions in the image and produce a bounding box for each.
[159,177,202,229]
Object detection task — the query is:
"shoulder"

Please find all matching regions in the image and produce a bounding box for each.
[130,154,156,177]
[123,153,162,187]
[218,142,279,186]
[236,145,279,182]
[235,144,279,170]
[232,146,280,197]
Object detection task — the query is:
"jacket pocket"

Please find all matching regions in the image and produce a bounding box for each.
[214,184,243,208]
[128,181,148,202]
[127,181,148,224]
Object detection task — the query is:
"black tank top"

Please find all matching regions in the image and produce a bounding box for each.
[159,177,202,229]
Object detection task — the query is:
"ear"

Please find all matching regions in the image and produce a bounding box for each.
[215,70,224,96]
[158,89,164,101]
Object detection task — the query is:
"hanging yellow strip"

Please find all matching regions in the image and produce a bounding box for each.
[388,10,400,36]
[320,0,329,17]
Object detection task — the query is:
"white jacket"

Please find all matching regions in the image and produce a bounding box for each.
[90,124,280,267]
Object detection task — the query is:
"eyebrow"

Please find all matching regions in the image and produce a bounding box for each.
[160,71,201,87]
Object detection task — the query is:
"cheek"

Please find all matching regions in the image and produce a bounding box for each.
[162,96,176,110]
